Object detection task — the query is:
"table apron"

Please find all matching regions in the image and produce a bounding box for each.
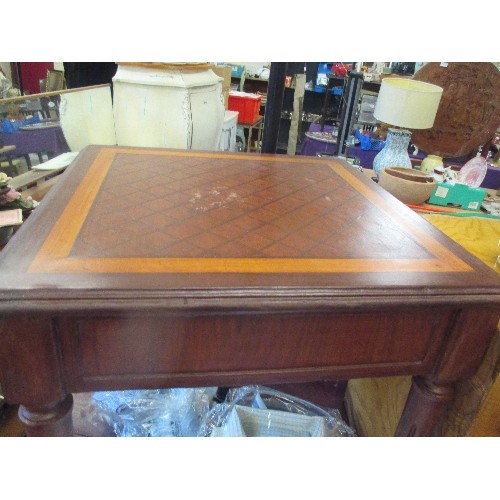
[55,308,456,393]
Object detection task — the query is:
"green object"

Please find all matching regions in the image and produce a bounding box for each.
[428,182,486,211]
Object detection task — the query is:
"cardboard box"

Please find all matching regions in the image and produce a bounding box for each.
[210,65,231,109]
[428,182,486,211]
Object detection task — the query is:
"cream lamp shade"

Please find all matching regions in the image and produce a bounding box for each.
[372,78,443,179]
[374,78,443,129]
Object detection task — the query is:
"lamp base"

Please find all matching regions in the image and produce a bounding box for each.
[373,128,412,179]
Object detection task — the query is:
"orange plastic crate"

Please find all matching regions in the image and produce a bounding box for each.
[228,91,262,123]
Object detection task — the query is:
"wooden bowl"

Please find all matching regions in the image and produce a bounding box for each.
[378,167,437,204]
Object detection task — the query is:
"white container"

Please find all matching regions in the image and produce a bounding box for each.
[112,63,225,151]
[219,110,239,152]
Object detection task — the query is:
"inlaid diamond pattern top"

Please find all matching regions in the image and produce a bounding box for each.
[70,152,430,260]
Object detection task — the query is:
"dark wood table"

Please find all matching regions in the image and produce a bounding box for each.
[0,145,499,436]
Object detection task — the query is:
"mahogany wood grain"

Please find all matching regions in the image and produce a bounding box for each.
[0,145,499,437]
[18,394,74,437]
[396,376,455,436]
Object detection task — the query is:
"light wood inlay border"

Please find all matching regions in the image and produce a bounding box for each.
[29,148,473,274]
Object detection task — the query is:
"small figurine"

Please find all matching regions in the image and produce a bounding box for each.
[0,172,38,213]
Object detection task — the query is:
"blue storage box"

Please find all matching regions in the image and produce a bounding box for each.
[313,85,343,95]
[231,65,245,77]
[315,63,332,87]
[1,114,40,133]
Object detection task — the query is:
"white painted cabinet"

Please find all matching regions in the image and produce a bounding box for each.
[112,64,225,151]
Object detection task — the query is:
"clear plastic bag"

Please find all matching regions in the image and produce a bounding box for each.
[75,385,355,437]
[89,387,216,437]
[197,385,356,437]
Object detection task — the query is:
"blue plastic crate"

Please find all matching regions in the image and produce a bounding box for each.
[231,65,245,77]
[1,114,40,133]
[313,85,343,96]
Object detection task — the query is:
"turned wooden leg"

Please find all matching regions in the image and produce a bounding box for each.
[18,394,74,437]
[396,376,455,437]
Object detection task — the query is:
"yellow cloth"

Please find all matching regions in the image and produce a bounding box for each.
[422,214,500,272]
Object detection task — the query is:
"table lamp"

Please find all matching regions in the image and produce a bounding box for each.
[372,78,443,179]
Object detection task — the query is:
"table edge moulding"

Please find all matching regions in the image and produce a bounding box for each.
[0,145,499,437]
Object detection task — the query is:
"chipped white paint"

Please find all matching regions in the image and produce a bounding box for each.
[59,86,116,152]
[112,64,224,151]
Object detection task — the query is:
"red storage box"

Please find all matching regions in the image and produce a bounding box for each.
[228,91,262,123]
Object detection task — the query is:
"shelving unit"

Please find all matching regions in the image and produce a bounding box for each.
[227,63,383,155]
[277,69,345,154]
[277,70,382,154]
[229,73,268,153]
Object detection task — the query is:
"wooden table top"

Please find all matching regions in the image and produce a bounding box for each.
[0,145,499,313]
